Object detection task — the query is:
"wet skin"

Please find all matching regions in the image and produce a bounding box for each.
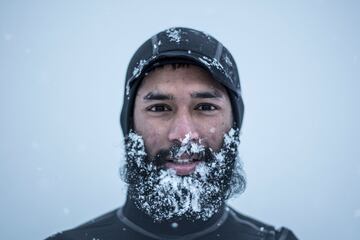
[133,64,233,175]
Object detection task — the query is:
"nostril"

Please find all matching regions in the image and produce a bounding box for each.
[180,132,198,144]
[168,128,200,142]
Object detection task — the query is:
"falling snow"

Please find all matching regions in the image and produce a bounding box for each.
[354,208,360,218]
[63,207,70,215]
[4,33,13,41]
[353,55,358,64]
[31,141,40,150]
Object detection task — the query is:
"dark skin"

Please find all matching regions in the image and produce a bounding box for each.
[133,64,233,175]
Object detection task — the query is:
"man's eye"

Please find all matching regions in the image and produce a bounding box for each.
[195,104,218,111]
[146,105,171,112]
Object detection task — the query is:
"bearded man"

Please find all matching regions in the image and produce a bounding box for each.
[46,27,298,240]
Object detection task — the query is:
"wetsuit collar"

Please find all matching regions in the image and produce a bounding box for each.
[120,195,227,238]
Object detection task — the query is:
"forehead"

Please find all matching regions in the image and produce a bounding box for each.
[137,64,228,94]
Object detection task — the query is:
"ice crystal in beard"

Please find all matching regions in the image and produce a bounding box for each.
[120,128,246,222]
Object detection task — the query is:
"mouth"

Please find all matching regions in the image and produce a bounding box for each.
[164,155,202,176]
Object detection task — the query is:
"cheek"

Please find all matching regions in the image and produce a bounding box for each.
[138,128,160,156]
[201,120,230,150]
[133,108,162,156]
[136,123,167,157]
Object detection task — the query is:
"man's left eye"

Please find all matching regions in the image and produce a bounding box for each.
[195,104,217,111]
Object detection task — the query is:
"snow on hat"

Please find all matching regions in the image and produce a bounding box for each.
[120,27,244,135]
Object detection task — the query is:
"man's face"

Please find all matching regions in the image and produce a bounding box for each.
[133,64,233,175]
[124,64,245,221]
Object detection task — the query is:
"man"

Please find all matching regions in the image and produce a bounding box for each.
[47,27,298,240]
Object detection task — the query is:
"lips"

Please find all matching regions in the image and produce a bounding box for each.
[164,160,201,176]
[163,153,202,175]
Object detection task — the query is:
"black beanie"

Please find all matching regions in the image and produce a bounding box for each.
[120,27,244,136]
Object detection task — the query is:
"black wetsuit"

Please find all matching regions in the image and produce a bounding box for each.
[46,198,298,240]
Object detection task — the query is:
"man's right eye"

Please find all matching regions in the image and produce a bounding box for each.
[146,104,171,112]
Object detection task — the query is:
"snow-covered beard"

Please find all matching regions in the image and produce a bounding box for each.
[120,128,246,222]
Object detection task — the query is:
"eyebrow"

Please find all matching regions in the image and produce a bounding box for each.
[190,90,223,99]
[143,90,223,101]
[143,92,174,100]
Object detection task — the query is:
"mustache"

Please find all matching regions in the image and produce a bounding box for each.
[149,141,214,167]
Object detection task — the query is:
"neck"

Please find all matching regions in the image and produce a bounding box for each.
[121,194,226,237]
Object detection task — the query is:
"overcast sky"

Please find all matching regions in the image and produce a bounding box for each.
[1,1,359,239]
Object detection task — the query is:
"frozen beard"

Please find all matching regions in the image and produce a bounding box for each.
[121,128,246,222]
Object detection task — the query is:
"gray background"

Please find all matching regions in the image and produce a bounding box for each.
[1,0,359,239]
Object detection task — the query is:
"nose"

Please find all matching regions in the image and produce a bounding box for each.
[168,112,200,143]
